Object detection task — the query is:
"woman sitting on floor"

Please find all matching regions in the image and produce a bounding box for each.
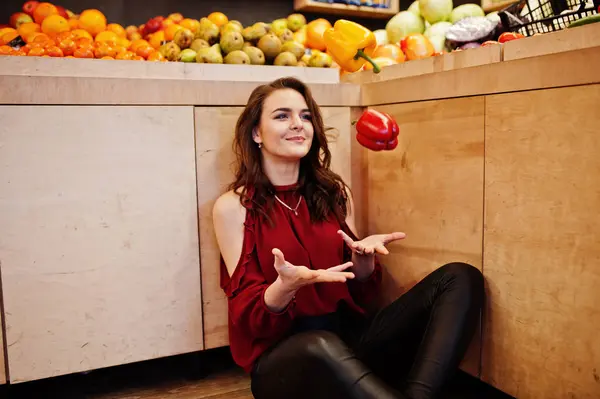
[212,76,484,399]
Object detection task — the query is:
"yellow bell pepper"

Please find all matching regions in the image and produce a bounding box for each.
[323,20,380,73]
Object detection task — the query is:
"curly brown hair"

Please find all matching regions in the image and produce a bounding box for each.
[228,77,350,225]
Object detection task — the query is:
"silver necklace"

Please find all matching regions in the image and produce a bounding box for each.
[274,195,302,216]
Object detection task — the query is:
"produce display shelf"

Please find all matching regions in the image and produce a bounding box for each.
[293,0,399,19]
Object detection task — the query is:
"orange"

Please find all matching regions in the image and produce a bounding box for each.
[94,43,116,58]
[28,47,46,56]
[128,31,142,41]
[129,39,149,52]
[53,31,72,44]
[115,37,129,49]
[164,24,182,41]
[111,45,126,54]
[179,18,200,33]
[148,30,165,49]
[17,22,41,37]
[147,51,165,62]
[41,15,69,36]
[207,12,228,27]
[101,56,114,60]
[107,23,126,38]
[306,19,331,51]
[78,9,106,37]
[33,2,58,25]
[125,25,138,37]
[45,45,64,57]
[73,47,94,58]
[372,44,406,64]
[31,32,51,43]
[11,49,27,56]
[168,13,184,23]
[161,18,175,29]
[71,29,93,41]
[0,27,17,38]
[115,50,134,60]
[135,45,154,59]
[1,31,19,45]
[65,55,75,58]
[132,55,144,61]
[75,37,93,49]
[94,31,118,45]
[68,18,79,30]
[0,45,12,55]
[58,38,76,56]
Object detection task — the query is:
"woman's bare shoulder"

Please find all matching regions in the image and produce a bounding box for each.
[212,188,248,276]
[213,188,247,224]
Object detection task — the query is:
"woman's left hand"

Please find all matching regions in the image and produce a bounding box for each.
[337,230,406,257]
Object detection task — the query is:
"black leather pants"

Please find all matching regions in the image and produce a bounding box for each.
[250,262,484,399]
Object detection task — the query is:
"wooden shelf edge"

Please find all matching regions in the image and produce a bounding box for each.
[294,0,399,19]
[361,46,600,106]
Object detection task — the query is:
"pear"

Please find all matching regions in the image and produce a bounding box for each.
[301,53,311,64]
[230,20,243,30]
[243,46,265,65]
[243,41,253,49]
[297,60,307,67]
[271,18,288,35]
[196,43,224,64]
[257,33,282,59]
[243,23,269,42]
[173,28,194,49]
[178,48,197,62]
[224,50,251,65]
[308,52,333,68]
[196,18,220,45]
[281,41,305,60]
[242,27,255,42]
[221,21,242,35]
[159,42,181,61]
[254,22,270,33]
[287,14,307,32]
[220,31,244,54]
[190,38,209,52]
[277,28,294,43]
[274,51,298,66]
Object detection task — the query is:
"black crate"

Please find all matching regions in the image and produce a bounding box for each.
[499,0,599,35]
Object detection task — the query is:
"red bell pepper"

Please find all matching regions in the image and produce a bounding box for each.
[353,109,399,151]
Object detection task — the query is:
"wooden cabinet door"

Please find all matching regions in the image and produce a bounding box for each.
[483,85,600,398]
[195,106,353,350]
[368,98,485,376]
[0,106,203,383]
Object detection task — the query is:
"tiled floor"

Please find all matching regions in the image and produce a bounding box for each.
[1,347,515,399]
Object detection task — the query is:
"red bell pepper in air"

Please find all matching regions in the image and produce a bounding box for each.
[354,109,399,151]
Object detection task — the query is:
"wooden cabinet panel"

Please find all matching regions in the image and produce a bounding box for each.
[368,98,485,376]
[483,86,600,398]
[195,106,353,349]
[0,106,203,383]
[0,315,4,384]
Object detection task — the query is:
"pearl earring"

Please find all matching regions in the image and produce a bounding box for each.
[258,143,262,148]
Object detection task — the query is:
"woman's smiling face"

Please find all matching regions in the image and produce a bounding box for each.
[253,88,315,161]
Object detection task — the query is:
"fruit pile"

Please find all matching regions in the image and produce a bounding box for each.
[145,13,335,67]
[0,2,164,60]
[0,1,336,67]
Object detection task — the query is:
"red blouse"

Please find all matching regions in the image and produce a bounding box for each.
[220,183,382,373]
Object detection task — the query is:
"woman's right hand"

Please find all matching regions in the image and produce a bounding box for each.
[272,248,355,292]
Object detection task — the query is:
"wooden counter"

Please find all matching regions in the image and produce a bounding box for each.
[0,24,599,397]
